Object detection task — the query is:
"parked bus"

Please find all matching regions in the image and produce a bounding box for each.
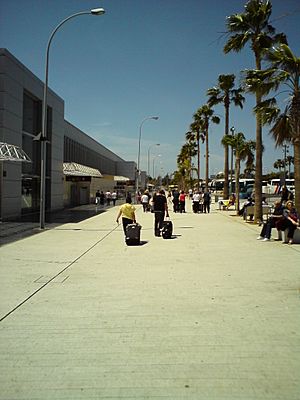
[264,178,295,195]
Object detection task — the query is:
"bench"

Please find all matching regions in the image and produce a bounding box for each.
[283,227,300,244]
[243,205,271,221]
[218,199,235,211]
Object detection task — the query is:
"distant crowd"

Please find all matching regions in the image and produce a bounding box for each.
[137,188,212,215]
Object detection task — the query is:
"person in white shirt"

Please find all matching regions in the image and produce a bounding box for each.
[111,191,117,206]
[192,191,201,213]
[141,191,150,212]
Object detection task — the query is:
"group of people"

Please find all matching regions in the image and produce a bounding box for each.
[170,189,211,214]
[257,199,299,244]
[115,185,299,245]
[95,190,118,206]
[116,189,169,237]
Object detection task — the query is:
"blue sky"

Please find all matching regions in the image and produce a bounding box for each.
[1,0,299,177]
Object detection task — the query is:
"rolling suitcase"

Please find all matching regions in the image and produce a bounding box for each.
[161,220,173,239]
[125,223,141,246]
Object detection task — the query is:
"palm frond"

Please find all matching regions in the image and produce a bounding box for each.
[224,33,250,54]
[269,112,292,147]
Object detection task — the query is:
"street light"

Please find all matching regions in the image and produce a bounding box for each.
[152,154,161,179]
[147,143,160,177]
[135,116,159,199]
[38,8,105,229]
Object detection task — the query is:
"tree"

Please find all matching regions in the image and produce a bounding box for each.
[286,155,294,178]
[207,74,245,199]
[177,142,197,191]
[224,0,287,222]
[245,44,300,210]
[273,159,285,172]
[222,132,256,213]
[195,105,220,189]
[185,130,200,189]
[188,116,206,191]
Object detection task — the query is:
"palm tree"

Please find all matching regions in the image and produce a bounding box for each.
[207,74,245,199]
[286,155,294,178]
[184,133,198,186]
[196,105,220,189]
[188,117,206,191]
[245,44,300,210]
[273,159,285,172]
[222,132,256,213]
[224,0,287,222]
[177,142,196,191]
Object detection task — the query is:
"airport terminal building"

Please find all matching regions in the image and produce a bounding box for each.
[0,48,140,221]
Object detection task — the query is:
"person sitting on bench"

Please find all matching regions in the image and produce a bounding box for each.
[257,200,284,241]
[218,193,236,210]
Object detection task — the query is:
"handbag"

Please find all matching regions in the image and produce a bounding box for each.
[275,216,287,231]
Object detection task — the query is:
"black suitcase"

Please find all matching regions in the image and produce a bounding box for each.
[125,223,141,245]
[162,220,173,239]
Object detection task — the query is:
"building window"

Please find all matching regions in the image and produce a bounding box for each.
[22,90,52,213]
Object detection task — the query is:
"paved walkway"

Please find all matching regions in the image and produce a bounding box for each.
[0,201,299,399]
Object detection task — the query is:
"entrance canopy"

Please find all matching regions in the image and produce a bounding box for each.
[0,142,31,162]
[114,175,130,182]
[63,162,102,178]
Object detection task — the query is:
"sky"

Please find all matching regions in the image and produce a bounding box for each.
[1,0,299,178]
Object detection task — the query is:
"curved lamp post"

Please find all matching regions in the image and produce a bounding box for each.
[147,143,160,177]
[135,116,159,199]
[39,8,105,229]
[152,154,161,179]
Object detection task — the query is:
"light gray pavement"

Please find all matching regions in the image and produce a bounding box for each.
[0,200,300,400]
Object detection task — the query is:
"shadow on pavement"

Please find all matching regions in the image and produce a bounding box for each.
[0,205,108,246]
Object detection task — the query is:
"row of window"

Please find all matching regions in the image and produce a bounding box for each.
[64,136,116,175]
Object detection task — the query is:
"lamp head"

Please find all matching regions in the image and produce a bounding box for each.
[91,8,105,15]
[152,116,159,120]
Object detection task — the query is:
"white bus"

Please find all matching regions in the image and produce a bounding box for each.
[264,178,295,195]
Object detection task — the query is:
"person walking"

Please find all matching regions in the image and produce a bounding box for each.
[192,191,201,213]
[203,190,211,213]
[111,190,117,206]
[172,189,180,213]
[179,190,186,213]
[95,190,100,205]
[152,189,169,236]
[105,190,112,206]
[141,191,150,212]
[116,197,136,235]
[99,191,105,205]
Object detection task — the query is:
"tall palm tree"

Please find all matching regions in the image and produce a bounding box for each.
[207,74,245,199]
[177,142,196,191]
[196,105,220,189]
[245,44,300,210]
[188,117,206,191]
[184,133,198,186]
[224,0,287,222]
[286,155,294,178]
[273,159,285,172]
[222,132,256,213]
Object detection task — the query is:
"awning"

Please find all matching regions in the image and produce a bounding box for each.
[114,175,130,182]
[63,162,102,177]
[0,142,31,162]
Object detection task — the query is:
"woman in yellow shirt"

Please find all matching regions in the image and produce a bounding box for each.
[116,197,136,234]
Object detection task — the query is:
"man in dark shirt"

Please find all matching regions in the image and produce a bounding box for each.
[153,189,169,236]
